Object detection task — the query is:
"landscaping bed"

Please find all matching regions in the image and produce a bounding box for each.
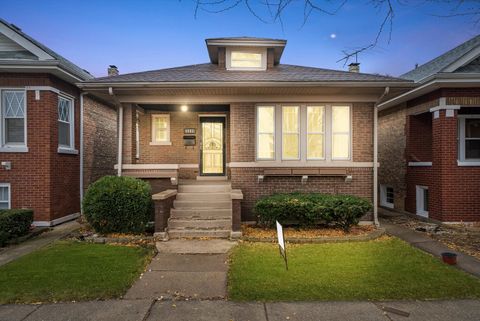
[0,241,154,303]
[228,237,480,301]
[242,224,384,243]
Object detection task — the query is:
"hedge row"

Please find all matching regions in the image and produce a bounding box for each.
[0,209,34,246]
[254,193,372,231]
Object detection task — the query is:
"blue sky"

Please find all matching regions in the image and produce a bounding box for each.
[1,0,478,77]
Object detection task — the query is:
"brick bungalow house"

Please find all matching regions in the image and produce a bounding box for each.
[378,35,480,223]
[79,37,413,237]
[0,19,117,226]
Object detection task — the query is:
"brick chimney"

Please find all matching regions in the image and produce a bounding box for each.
[348,62,360,73]
[108,65,119,76]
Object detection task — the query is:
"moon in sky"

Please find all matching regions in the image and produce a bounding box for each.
[330,33,337,39]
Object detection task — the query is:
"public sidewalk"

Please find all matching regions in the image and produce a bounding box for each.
[1,299,480,321]
[0,220,80,267]
[380,217,480,278]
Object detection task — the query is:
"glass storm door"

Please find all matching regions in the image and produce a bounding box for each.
[200,117,225,175]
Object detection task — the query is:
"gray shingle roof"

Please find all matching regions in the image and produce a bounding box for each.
[0,18,93,81]
[87,63,409,83]
[401,34,480,82]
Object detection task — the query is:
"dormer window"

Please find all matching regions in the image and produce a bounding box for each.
[226,48,266,71]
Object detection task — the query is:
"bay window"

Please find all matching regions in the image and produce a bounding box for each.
[58,95,75,152]
[257,106,275,160]
[459,116,480,162]
[1,90,26,150]
[307,106,325,159]
[332,105,351,160]
[282,106,299,160]
[256,104,352,161]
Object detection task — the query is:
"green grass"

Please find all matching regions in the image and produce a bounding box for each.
[0,241,154,303]
[228,237,480,301]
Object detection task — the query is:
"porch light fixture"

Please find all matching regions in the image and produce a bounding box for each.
[181,105,189,112]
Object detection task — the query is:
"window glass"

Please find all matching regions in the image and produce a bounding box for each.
[423,189,429,212]
[257,106,275,159]
[386,187,394,204]
[58,97,72,147]
[332,106,350,159]
[231,51,262,68]
[0,185,9,209]
[464,118,480,159]
[3,91,25,144]
[152,115,170,143]
[307,106,324,159]
[466,119,480,138]
[282,106,299,159]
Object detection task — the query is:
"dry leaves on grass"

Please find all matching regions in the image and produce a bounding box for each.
[242,224,375,239]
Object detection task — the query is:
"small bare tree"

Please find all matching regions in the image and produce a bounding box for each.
[189,0,480,65]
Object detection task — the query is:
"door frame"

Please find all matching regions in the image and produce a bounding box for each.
[416,185,429,218]
[199,115,226,176]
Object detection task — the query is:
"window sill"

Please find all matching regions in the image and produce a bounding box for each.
[58,147,78,155]
[0,146,28,153]
[457,160,480,167]
[150,141,172,146]
[408,162,432,167]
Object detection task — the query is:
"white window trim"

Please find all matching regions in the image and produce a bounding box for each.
[150,114,171,145]
[306,105,326,160]
[256,106,276,160]
[331,105,352,161]
[256,104,352,162]
[458,115,480,163]
[57,94,76,153]
[0,89,28,152]
[226,47,267,71]
[416,185,429,218]
[0,183,11,210]
[380,184,394,209]
[281,106,300,160]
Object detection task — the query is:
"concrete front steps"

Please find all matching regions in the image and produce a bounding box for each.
[168,180,234,239]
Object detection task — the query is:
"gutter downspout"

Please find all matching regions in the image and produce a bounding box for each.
[373,86,390,227]
[109,87,123,176]
[80,92,87,212]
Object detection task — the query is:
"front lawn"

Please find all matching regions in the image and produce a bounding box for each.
[0,241,153,303]
[228,237,480,301]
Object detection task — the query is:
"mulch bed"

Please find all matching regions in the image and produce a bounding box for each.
[384,214,480,260]
[241,224,384,243]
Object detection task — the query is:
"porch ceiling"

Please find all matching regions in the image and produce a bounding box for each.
[86,86,409,105]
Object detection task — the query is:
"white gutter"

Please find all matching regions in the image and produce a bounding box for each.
[374,87,390,227]
[79,92,87,211]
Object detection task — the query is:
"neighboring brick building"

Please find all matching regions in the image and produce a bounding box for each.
[80,36,413,237]
[378,35,480,222]
[0,19,116,225]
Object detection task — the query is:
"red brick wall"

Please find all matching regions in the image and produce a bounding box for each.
[406,113,432,162]
[0,73,80,222]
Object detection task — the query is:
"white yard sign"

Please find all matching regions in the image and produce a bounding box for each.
[276,220,288,270]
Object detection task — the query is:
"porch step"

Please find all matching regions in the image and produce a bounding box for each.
[196,176,228,181]
[176,192,231,201]
[173,200,232,209]
[168,229,231,239]
[178,184,232,193]
[170,208,232,219]
[168,218,231,229]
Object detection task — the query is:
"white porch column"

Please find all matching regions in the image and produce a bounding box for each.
[117,104,123,176]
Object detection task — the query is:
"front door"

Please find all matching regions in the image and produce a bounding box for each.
[200,117,225,176]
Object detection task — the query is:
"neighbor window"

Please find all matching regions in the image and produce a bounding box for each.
[380,185,394,208]
[2,90,26,147]
[257,106,275,160]
[282,106,300,160]
[228,49,266,70]
[332,105,351,160]
[151,114,171,145]
[459,116,480,161]
[0,184,10,210]
[307,106,325,159]
[58,95,74,150]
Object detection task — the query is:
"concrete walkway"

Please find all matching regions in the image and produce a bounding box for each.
[1,299,480,321]
[124,239,236,300]
[0,221,80,267]
[380,218,480,278]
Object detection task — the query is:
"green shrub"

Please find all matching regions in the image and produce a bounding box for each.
[82,176,152,234]
[0,209,33,246]
[254,193,372,232]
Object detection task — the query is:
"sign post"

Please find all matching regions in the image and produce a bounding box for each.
[276,220,288,270]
